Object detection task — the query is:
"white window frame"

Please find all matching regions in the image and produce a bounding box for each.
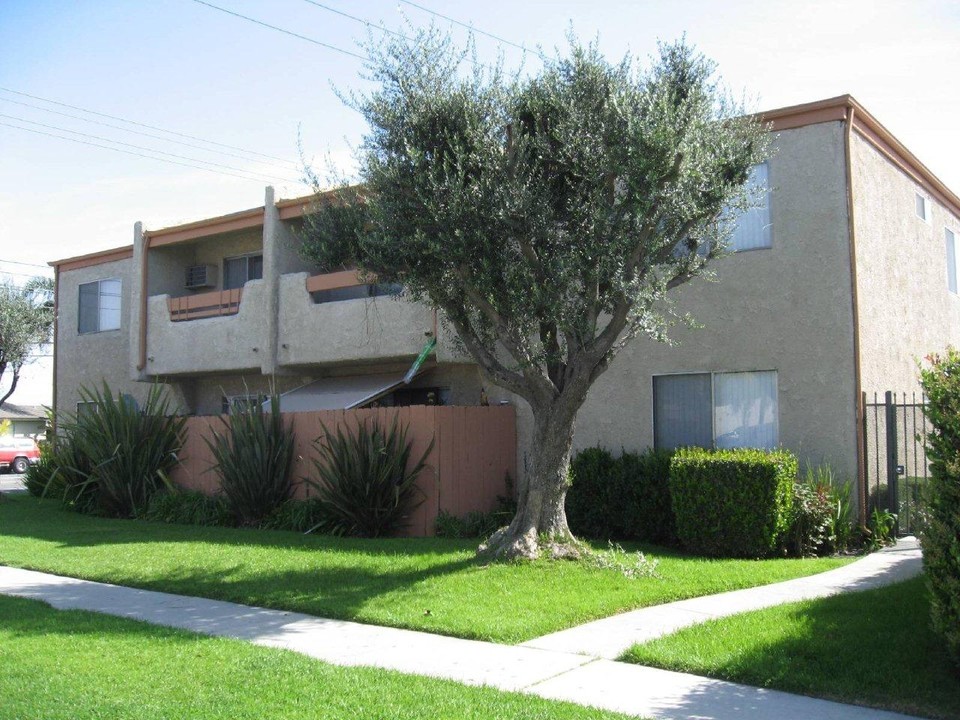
[916,193,931,223]
[947,227,959,295]
[652,370,779,450]
[77,278,122,334]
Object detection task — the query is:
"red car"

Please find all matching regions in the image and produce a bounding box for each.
[0,437,40,474]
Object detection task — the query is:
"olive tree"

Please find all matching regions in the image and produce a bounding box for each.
[0,276,54,406]
[301,30,769,559]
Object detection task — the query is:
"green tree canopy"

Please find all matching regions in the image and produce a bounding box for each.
[0,276,54,406]
[301,30,770,559]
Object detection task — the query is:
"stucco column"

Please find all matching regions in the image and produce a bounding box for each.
[129,221,147,382]
[261,186,280,376]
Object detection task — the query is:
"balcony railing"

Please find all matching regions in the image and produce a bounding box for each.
[168,288,242,322]
[305,269,367,294]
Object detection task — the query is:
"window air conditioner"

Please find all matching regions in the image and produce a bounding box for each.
[185,265,217,290]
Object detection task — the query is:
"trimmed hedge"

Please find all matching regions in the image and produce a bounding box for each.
[566,447,675,545]
[919,349,960,668]
[669,447,797,558]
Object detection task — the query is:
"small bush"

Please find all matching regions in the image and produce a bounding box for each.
[307,418,432,537]
[566,447,675,544]
[54,383,185,518]
[435,486,516,538]
[787,480,833,557]
[670,447,797,558]
[23,439,55,498]
[920,349,960,667]
[207,395,296,526]
[143,490,233,527]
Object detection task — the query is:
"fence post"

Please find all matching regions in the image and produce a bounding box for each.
[884,391,899,523]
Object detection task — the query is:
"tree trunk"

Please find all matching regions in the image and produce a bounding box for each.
[478,396,586,560]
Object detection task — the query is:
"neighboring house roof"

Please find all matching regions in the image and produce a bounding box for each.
[47,95,960,270]
[0,403,47,421]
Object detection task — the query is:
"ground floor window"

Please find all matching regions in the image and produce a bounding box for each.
[653,370,778,450]
[221,394,266,415]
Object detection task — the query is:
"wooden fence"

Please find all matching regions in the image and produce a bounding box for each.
[168,405,517,536]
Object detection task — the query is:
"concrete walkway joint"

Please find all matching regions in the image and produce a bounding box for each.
[0,537,923,720]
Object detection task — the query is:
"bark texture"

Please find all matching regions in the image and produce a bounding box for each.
[478,397,587,560]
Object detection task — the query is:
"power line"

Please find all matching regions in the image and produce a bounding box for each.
[0,96,299,170]
[298,0,497,73]
[397,0,547,61]
[0,113,301,184]
[191,0,366,59]
[0,259,50,270]
[0,87,297,166]
[0,121,296,185]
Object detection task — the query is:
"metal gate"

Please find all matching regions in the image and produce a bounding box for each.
[862,391,929,535]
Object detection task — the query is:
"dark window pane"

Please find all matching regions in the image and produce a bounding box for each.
[223,257,246,290]
[248,255,263,280]
[78,282,99,333]
[653,373,713,450]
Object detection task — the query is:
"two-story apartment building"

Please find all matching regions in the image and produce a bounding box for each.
[50,95,960,516]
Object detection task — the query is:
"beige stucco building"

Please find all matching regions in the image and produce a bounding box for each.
[50,96,960,518]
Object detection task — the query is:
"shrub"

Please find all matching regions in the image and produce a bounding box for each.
[261,497,329,533]
[920,348,960,667]
[306,417,432,537]
[566,447,675,544]
[670,447,797,558]
[787,480,833,557]
[435,485,517,538]
[207,394,296,526]
[23,439,55,498]
[55,383,185,518]
[143,490,233,527]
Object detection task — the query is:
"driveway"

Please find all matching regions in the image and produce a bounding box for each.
[0,473,27,493]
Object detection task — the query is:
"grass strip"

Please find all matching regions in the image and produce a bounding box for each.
[0,496,849,643]
[622,576,960,720]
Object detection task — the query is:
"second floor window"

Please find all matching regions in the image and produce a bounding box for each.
[946,228,958,294]
[78,278,121,333]
[728,162,772,251]
[223,254,263,290]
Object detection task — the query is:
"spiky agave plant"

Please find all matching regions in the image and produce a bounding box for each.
[61,382,186,517]
[206,394,296,526]
[307,417,433,537]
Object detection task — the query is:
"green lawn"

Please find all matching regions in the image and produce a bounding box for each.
[0,594,636,720]
[622,576,960,720]
[0,497,849,643]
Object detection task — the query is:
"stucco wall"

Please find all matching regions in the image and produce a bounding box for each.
[852,133,960,396]
[144,279,267,376]
[565,121,859,479]
[277,272,435,368]
[56,257,185,416]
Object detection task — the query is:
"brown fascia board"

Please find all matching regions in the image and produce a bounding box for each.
[759,94,960,220]
[49,245,134,272]
[145,205,266,247]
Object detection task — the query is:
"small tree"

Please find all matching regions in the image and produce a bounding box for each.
[0,276,54,406]
[919,349,960,667]
[301,30,769,559]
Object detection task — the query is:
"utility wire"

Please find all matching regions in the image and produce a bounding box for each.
[0,259,50,270]
[191,0,366,59]
[0,121,296,185]
[0,113,302,185]
[0,86,297,166]
[0,96,299,170]
[298,0,497,72]
[397,0,547,60]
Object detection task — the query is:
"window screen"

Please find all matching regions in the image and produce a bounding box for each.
[653,373,713,450]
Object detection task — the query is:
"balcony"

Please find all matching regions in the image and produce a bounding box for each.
[144,280,266,376]
[277,271,436,368]
[168,288,242,322]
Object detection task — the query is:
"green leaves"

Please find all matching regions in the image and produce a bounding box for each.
[306,417,432,538]
[206,394,296,526]
[918,348,960,667]
[50,382,186,518]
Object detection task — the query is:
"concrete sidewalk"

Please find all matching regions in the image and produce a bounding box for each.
[0,538,924,720]
[523,537,922,658]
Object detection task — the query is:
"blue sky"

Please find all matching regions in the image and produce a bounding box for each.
[1,0,958,404]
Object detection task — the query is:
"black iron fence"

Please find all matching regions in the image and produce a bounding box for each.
[862,391,929,535]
